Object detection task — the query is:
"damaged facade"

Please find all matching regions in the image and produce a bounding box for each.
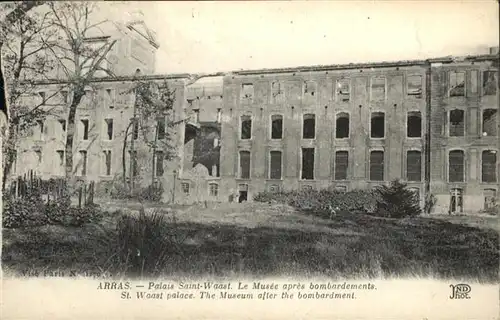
[8,17,499,213]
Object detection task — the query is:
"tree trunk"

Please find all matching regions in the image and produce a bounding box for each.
[64,87,84,180]
[2,122,18,189]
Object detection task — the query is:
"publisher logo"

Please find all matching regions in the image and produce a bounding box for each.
[449,284,471,299]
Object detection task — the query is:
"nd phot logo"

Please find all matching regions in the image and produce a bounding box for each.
[449,284,471,299]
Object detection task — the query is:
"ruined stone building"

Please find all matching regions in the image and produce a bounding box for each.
[8,16,499,213]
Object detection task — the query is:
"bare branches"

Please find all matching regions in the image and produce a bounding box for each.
[0,1,46,44]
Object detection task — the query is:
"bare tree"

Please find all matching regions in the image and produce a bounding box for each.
[1,4,63,188]
[118,76,178,195]
[45,1,116,181]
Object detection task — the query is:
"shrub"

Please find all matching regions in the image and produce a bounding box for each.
[114,208,176,276]
[374,180,422,218]
[3,191,104,228]
[110,182,163,203]
[135,184,163,202]
[2,188,46,228]
[62,203,105,227]
[44,195,71,225]
[3,196,45,228]
[254,188,378,217]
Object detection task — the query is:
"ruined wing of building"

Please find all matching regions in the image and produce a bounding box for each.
[8,16,499,214]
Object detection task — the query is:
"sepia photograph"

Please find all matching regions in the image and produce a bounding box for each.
[0,1,499,319]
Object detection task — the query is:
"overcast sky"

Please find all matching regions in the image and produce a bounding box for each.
[105,1,499,74]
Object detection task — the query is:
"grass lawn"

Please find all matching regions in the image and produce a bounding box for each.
[2,202,498,282]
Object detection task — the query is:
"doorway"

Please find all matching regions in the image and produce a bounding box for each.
[238,184,248,203]
[238,191,248,203]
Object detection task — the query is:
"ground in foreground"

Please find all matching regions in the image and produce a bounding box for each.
[2,202,498,282]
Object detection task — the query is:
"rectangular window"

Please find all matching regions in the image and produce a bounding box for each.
[301,148,315,180]
[241,83,254,101]
[269,151,282,180]
[407,111,422,138]
[336,79,350,102]
[449,150,465,182]
[484,189,497,209]
[105,119,113,140]
[449,109,465,137]
[371,77,386,100]
[106,88,115,107]
[336,113,349,138]
[241,116,252,139]
[406,150,422,182]
[371,112,385,138]
[79,150,87,176]
[482,150,497,183]
[482,109,497,137]
[303,114,315,139]
[450,188,463,213]
[482,71,497,96]
[157,118,165,140]
[271,115,283,139]
[271,81,284,103]
[209,183,219,197]
[155,151,164,177]
[239,150,251,179]
[370,150,384,181]
[103,150,112,176]
[181,182,190,194]
[334,151,348,180]
[407,75,423,98]
[304,81,317,99]
[81,119,89,140]
[449,71,465,97]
